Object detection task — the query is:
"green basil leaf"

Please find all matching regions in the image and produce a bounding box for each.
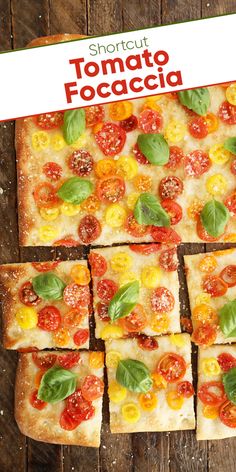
[137,133,169,165]
[108,281,139,323]
[32,272,66,301]
[223,367,236,405]
[200,199,230,238]
[177,88,210,115]
[224,137,236,155]
[38,366,77,404]
[134,192,170,227]
[63,108,85,144]
[57,177,93,204]
[219,299,236,338]
[116,359,153,393]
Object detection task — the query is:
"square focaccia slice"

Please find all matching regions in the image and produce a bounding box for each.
[0,260,91,349]
[105,333,195,433]
[184,248,236,346]
[15,350,104,446]
[89,244,180,340]
[197,345,236,440]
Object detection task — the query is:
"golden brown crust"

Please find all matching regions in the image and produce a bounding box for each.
[26,34,86,48]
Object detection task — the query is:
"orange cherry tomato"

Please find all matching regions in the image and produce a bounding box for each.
[202,275,228,297]
[96,176,125,203]
[33,182,60,208]
[85,105,104,127]
[125,213,150,238]
[198,381,226,407]
[220,265,236,288]
[138,109,163,133]
[129,243,161,255]
[161,199,183,225]
[219,401,236,428]
[63,308,87,328]
[224,192,236,216]
[157,353,186,383]
[191,323,217,347]
[119,304,148,332]
[196,216,221,242]
[81,375,104,401]
[151,287,175,313]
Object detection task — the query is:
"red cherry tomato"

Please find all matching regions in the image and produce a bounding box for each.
[88,252,107,277]
[157,353,186,383]
[224,192,236,216]
[151,287,175,313]
[96,176,125,203]
[78,215,101,244]
[165,146,184,170]
[161,199,183,225]
[137,334,159,351]
[129,243,161,255]
[19,281,41,306]
[230,159,236,175]
[196,216,220,242]
[53,237,80,247]
[33,182,60,208]
[85,105,104,127]
[177,381,194,398]
[218,101,236,125]
[81,375,104,401]
[181,316,193,334]
[73,329,89,346]
[18,346,38,353]
[132,143,149,165]
[119,304,147,333]
[68,149,94,177]
[220,265,236,288]
[66,389,95,421]
[63,283,90,308]
[95,122,126,156]
[60,408,81,430]
[159,176,184,200]
[159,246,178,271]
[58,352,81,369]
[151,226,181,244]
[198,381,226,407]
[120,114,138,132]
[125,213,150,238]
[191,323,217,347]
[43,162,62,181]
[138,109,163,133]
[184,150,211,177]
[217,353,236,372]
[219,401,236,428]
[97,279,118,301]
[96,301,110,322]
[35,112,64,129]
[63,308,87,329]
[188,116,208,139]
[203,275,228,297]
[32,352,57,370]
[30,390,47,410]
[37,306,61,331]
[32,261,60,272]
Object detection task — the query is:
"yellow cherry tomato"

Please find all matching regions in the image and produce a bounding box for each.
[109,101,133,121]
[105,204,127,228]
[152,372,167,390]
[187,198,205,220]
[80,194,101,213]
[205,113,219,133]
[201,357,221,376]
[143,98,161,112]
[53,328,70,346]
[170,333,186,347]
[116,156,138,180]
[139,392,157,412]
[119,271,139,286]
[15,307,38,329]
[202,404,219,419]
[226,83,236,105]
[95,158,116,178]
[110,252,133,272]
[121,403,141,423]
[32,131,50,151]
[40,207,60,221]
[108,381,127,403]
[206,174,228,196]
[70,133,87,149]
[141,266,161,289]
[39,225,59,242]
[100,325,124,340]
[151,313,169,333]
[60,202,80,216]
[198,255,218,273]
[126,192,140,210]
[209,143,231,165]
[193,304,218,324]
[166,390,184,410]
[195,292,211,305]
[51,133,66,151]
[224,233,236,243]
[70,264,91,285]
[214,248,235,256]
[165,120,186,143]
[133,174,152,192]
[106,350,122,369]
[89,351,104,369]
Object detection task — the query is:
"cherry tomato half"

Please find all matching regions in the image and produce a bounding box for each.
[125,213,150,238]
[196,216,220,242]
[35,112,64,130]
[218,101,236,125]
[68,149,94,177]
[53,237,80,247]
[32,261,60,272]
[33,182,60,208]
[120,115,138,132]
[151,287,175,313]
[157,353,186,383]
[137,334,159,351]
[191,323,217,347]
[129,243,161,255]
[217,353,236,372]
[78,215,101,244]
[73,329,89,347]
[81,375,104,401]
[177,381,194,398]
[188,116,208,139]
[88,252,107,277]
[138,109,163,133]
[230,159,236,175]
[19,281,41,306]
[119,304,148,333]
[37,306,61,331]
[224,192,236,216]
[159,246,178,271]
[43,162,62,181]
[63,283,90,308]
[96,301,110,322]
[66,388,95,421]
[85,105,104,127]
[198,381,226,407]
[58,352,81,369]
[203,275,228,297]
[97,279,118,302]
[159,176,184,200]
[219,401,236,428]
[133,143,149,165]
[95,122,126,156]
[32,352,57,370]
[161,199,183,225]
[151,226,181,244]
[59,408,81,430]
[30,390,47,410]
[220,265,236,288]
[96,175,125,203]
[184,150,211,177]
[165,146,184,170]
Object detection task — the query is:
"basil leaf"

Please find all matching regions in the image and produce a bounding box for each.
[108,281,139,323]
[134,192,170,227]
[224,137,236,155]
[63,108,85,144]
[177,88,210,115]
[223,367,236,405]
[38,366,77,404]
[116,359,153,393]
[219,299,236,338]
[200,199,230,238]
[137,133,169,165]
[32,272,66,301]
[57,177,93,204]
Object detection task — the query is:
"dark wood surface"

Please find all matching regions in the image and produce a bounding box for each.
[0,1,236,471]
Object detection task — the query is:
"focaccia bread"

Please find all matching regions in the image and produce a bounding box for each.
[184,248,236,346]
[89,244,180,340]
[15,350,104,446]
[16,35,236,246]
[0,260,90,349]
[197,345,236,440]
[105,333,195,433]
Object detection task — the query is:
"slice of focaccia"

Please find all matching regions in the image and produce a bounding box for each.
[197,345,236,440]
[105,333,195,433]
[0,260,90,349]
[89,244,180,340]
[15,350,104,446]
[184,247,236,346]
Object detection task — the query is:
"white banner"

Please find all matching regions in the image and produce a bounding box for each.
[0,14,235,121]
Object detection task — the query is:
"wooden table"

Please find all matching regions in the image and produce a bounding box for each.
[0,1,236,471]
